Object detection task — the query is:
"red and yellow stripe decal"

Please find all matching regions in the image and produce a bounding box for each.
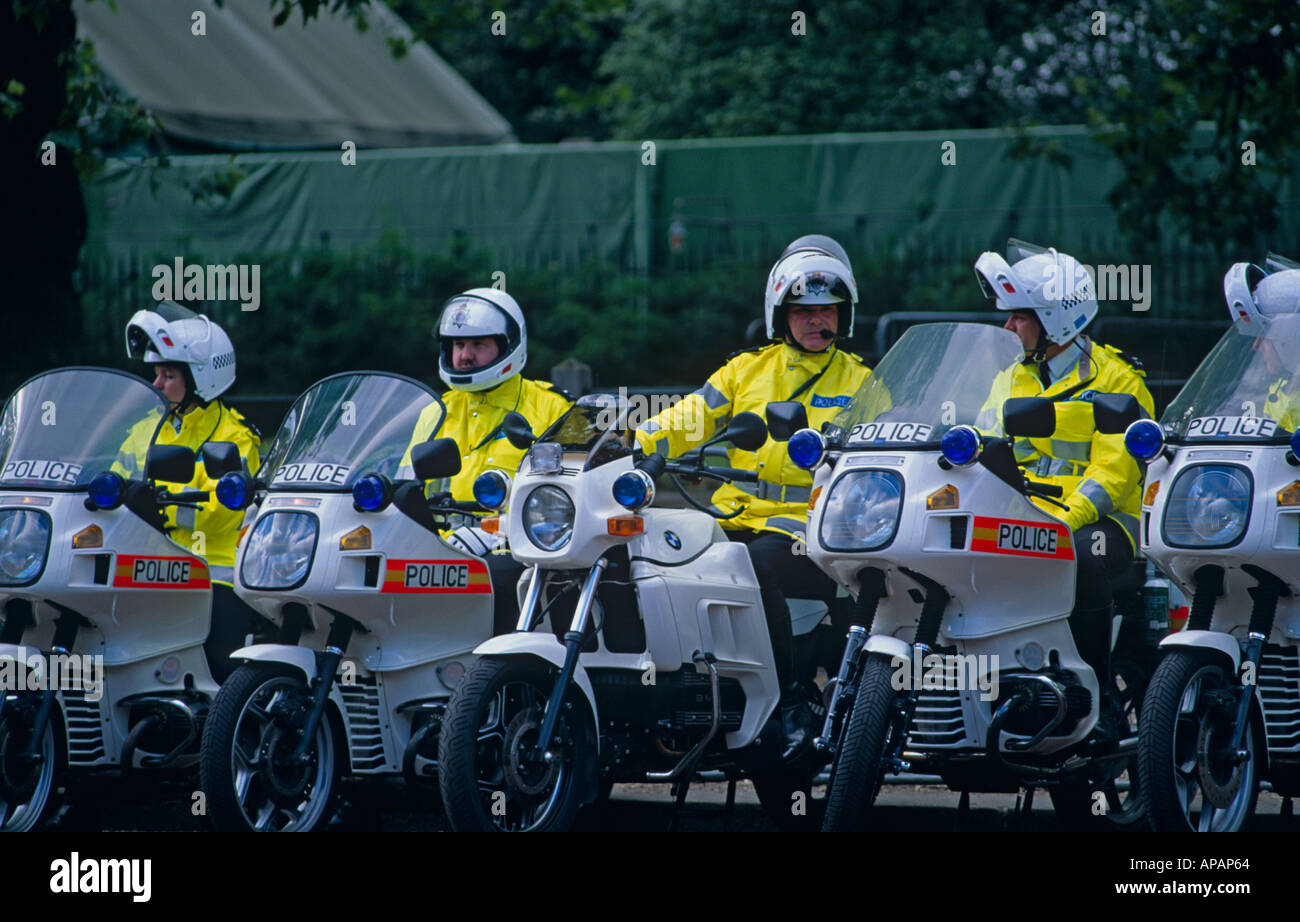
[113,555,211,589]
[969,516,1074,561]
[380,558,491,594]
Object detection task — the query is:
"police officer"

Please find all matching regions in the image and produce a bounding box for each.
[120,302,262,682]
[402,288,571,633]
[973,242,1155,719]
[636,235,873,761]
[1223,255,1300,430]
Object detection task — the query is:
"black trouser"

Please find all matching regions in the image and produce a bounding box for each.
[732,530,841,690]
[1069,518,1133,678]
[486,553,526,636]
[206,584,268,684]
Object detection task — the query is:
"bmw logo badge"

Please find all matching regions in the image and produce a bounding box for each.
[664,530,681,550]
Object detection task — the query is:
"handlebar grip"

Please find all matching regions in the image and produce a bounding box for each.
[638,452,667,480]
[1028,482,1064,497]
[165,490,211,503]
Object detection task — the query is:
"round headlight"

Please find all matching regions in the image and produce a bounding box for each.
[787,428,827,470]
[87,471,124,510]
[522,485,574,551]
[819,471,903,552]
[612,469,655,510]
[473,470,511,510]
[940,425,981,467]
[1163,464,1252,548]
[215,472,251,510]
[1124,419,1165,462]
[0,509,51,585]
[352,474,391,512]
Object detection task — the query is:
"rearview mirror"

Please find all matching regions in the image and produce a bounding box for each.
[1003,397,1056,438]
[724,412,768,452]
[201,441,242,479]
[502,412,536,450]
[146,444,196,484]
[764,401,809,442]
[412,438,463,481]
[1092,393,1142,435]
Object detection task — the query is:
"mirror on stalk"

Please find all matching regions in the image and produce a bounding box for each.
[764,401,809,442]
[146,444,196,484]
[412,438,463,481]
[1092,393,1142,435]
[724,412,768,452]
[502,412,536,450]
[201,441,242,479]
[1003,397,1056,438]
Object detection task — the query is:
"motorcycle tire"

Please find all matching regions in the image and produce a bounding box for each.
[0,692,65,832]
[820,654,897,832]
[199,663,343,832]
[1138,650,1261,832]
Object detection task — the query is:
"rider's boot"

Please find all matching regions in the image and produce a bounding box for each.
[1069,602,1125,744]
[779,683,814,763]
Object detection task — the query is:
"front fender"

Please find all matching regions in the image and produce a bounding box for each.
[1158,630,1241,671]
[864,635,912,663]
[230,644,318,683]
[473,633,600,749]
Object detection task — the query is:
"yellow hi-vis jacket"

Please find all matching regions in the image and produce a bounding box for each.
[1265,377,1300,432]
[979,339,1154,547]
[401,374,572,502]
[114,400,261,578]
[635,342,872,538]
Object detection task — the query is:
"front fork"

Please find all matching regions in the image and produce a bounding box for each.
[816,568,884,754]
[532,559,607,761]
[1228,566,1289,758]
[21,606,83,763]
[291,610,357,762]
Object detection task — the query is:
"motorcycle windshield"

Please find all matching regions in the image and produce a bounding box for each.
[260,373,445,490]
[532,394,635,470]
[0,367,169,491]
[829,323,1026,446]
[1162,317,1300,442]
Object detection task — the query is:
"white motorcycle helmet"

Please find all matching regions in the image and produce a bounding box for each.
[436,288,527,392]
[763,234,859,341]
[1224,253,1300,336]
[124,301,236,403]
[974,239,1098,356]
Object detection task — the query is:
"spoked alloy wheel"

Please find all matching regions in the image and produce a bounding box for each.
[438,658,590,832]
[200,665,341,832]
[1139,652,1260,832]
[0,694,60,832]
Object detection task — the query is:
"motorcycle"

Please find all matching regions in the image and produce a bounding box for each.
[1122,311,1300,831]
[0,367,246,831]
[781,322,1152,831]
[435,394,846,831]
[198,371,494,831]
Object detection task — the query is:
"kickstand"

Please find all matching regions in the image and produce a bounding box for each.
[954,790,970,831]
[723,775,738,832]
[1017,786,1036,831]
[667,777,693,832]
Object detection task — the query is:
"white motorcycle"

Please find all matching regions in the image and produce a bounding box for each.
[1123,313,1300,831]
[783,323,1151,831]
[435,395,844,831]
[199,371,494,831]
[0,367,246,831]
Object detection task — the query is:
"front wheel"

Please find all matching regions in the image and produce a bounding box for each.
[0,693,62,832]
[1138,651,1260,832]
[820,655,899,832]
[199,664,342,832]
[438,657,592,832]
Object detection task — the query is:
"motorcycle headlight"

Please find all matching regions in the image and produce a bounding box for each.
[1163,464,1252,548]
[240,511,319,590]
[522,485,574,551]
[819,470,904,552]
[0,508,51,586]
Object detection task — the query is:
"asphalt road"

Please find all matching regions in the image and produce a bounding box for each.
[69,778,1292,833]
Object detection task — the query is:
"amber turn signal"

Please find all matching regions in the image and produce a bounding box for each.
[607,515,644,536]
[926,484,959,510]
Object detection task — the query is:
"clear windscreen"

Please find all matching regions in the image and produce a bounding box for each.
[1162,317,1300,441]
[261,373,445,489]
[533,394,635,470]
[0,368,169,490]
[828,323,1027,446]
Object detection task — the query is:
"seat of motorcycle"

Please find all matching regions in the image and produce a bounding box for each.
[790,598,829,636]
[1111,560,1146,597]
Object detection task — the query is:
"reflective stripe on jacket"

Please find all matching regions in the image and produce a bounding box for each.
[636,342,872,537]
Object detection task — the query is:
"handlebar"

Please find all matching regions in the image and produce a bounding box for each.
[161,489,210,505]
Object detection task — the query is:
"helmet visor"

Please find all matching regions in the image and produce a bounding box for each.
[784,271,852,305]
[437,296,510,340]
